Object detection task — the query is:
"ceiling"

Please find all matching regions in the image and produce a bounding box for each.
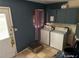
[27,0,69,4]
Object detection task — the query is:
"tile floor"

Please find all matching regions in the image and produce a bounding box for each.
[15,44,59,58]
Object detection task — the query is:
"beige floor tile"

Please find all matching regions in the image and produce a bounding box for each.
[15,44,59,58]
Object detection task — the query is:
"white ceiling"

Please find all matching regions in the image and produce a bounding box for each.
[27,0,68,4]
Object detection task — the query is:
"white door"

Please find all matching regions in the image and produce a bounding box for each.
[0,7,17,58]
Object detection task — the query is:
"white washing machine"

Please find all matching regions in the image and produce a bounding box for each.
[40,28,51,45]
[50,30,67,51]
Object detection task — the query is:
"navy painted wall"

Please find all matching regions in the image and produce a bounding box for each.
[46,8,78,24]
[0,0,45,52]
[46,2,67,22]
[56,8,77,24]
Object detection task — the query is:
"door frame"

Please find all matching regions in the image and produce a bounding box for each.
[0,6,17,56]
[8,6,17,56]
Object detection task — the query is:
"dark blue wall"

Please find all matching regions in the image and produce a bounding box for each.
[46,8,78,24]
[46,2,67,22]
[56,8,77,24]
[0,0,45,52]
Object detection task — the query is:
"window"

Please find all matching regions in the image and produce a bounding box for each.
[0,14,9,40]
